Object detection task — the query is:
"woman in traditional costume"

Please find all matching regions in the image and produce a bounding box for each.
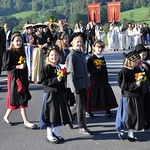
[31,23,47,83]
[22,24,36,80]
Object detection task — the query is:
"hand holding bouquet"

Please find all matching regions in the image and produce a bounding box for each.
[57,68,71,77]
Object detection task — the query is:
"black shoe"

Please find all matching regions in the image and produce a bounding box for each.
[78,127,93,135]
[24,124,38,130]
[66,123,73,129]
[127,136,142,142]
[2,119,13,126]
[114,49,116,51]
[118,131,125,140]
[53,133,65,142]
[86,112,96,118]
[47,137,59,144]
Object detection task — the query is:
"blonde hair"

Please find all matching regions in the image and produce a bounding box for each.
[70,35,83,46]
[46,46,62,66]
[55,36,69,51]
[123,58,134,68]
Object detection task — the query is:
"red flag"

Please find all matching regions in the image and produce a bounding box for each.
[107,1,121,22]
[87,3,100,23]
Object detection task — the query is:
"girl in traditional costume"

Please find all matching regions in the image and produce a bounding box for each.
[86,40,118,118]
[2,32,37,129]
[116,50,145,141]
[39,45,72,144]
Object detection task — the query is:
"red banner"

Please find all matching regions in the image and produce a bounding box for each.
[87,3,100,23]
[107,1,121,22]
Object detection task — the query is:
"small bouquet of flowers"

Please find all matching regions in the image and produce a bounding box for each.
[93,59,105,67]
[18,56,26,64]
[57,68,71,77]
[135,72,147,82]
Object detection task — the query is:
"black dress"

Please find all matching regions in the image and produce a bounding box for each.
[86,54,118,112]
[116,67,145,131]
[38,64,72,128]
[2,50,31,109]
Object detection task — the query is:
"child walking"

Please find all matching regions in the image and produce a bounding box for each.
[116,50,145,142]
[2,32,37,129]
[86,40,118,118]
[38,45,72,144]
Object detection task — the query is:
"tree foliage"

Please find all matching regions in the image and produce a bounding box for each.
[0,0,149,30]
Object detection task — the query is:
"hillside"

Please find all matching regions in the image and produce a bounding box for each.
[0,0,150,16]
[1,1,150,32]
[121,7,150,25]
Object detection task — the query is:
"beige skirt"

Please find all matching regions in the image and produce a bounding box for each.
[31,48,46,82]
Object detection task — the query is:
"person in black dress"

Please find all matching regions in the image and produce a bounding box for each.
[116,50,145,142]
[38,45,72,144]
[86,40,118,118]
[135,44,150,132]
[2,32,37,129]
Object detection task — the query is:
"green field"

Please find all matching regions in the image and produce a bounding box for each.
[12,10,39,19]
[121,7,150,25]
[12,7,150,25]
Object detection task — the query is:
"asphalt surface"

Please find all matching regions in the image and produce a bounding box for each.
[0,47,150,150]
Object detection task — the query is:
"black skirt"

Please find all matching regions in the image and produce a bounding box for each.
[116,97,145,131]
[86,80,118,111]
[39,92,72,129]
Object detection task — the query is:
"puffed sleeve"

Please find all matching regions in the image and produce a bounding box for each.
[41,65,59,87]
[87,56,100,74]
[118,69,138,92]
[2,50,16,72]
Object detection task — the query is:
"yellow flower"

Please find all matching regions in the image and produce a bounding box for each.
[18,56,26,64]
[93,59,105,67]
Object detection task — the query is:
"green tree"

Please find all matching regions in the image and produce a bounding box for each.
[140,0,146,7]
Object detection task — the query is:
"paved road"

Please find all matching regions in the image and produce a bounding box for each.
[0,47,150,150]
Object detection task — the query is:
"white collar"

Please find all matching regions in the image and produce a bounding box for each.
[94,52,104,58]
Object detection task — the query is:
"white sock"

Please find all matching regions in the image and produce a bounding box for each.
[47,127,54,140]
[53,127,60,137]
[128,129,134,138]
[120,129,124,135]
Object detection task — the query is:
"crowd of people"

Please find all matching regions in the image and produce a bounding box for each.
[0,20,150,144]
